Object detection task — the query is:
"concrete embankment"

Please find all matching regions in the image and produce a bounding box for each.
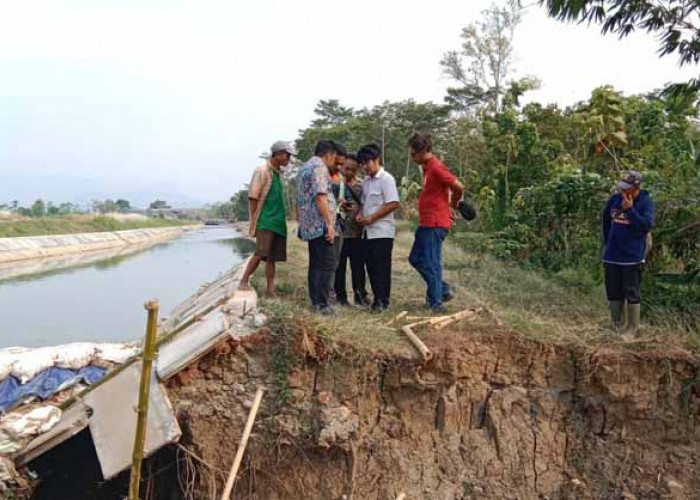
[0,226,194,265]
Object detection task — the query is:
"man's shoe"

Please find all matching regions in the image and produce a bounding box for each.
[355,296,371,307]
[442,291,455,303]
[337,299,351,307]
[430,304,448,314]
[370,302,388,314]
[319,306,335,316]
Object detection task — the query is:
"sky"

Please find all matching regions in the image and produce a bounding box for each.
[0,0,696,208]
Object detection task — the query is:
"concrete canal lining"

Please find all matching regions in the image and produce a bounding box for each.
[0,226,195,265]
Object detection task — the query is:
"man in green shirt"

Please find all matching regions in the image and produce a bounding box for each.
[239,141,293,296]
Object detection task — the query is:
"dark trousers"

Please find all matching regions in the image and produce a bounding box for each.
[409,226,450,307]
[308,236,335,308]
[604,263,642,304]
[334,238,368,303]
[365,238,394,307]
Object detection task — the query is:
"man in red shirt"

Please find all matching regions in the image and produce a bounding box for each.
[407,133,464,312]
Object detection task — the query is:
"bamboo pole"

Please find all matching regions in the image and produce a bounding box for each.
[128,299,160,500]
[220,387,265,500]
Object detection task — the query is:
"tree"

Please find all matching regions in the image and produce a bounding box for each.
[232,190,250,221]
[30,199,46,217]
[92,199,119,213]
[441,0,531,113]
[149,200,170,210]
[115,199,131,213]
[310,99,354,128]
[542,0,700,98]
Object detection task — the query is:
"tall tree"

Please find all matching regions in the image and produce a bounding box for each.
[441,0,526,113]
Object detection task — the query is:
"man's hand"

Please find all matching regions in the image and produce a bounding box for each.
[325,225,335,243]
[356,214,373,226]
[622,192,634,210]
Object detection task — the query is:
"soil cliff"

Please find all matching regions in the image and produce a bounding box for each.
[167,325,700,500]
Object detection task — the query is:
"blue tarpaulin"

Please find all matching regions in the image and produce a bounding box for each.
[0,365,106,414]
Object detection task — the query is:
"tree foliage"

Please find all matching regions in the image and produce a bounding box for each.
[542,0,700,98]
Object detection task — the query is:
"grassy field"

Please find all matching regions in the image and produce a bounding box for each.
[0,215,197,238]
[255,222,697,355]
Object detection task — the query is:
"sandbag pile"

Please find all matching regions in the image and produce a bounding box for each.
[0,343,138,386]
[0,342,139,461]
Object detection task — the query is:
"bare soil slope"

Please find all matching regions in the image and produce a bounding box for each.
[168,325,700,500]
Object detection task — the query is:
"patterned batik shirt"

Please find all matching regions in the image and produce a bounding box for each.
[341,177,364,238]
[295,156,337,241]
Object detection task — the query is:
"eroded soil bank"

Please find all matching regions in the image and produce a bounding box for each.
[164,326,700,500]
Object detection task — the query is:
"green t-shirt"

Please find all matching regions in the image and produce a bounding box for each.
[257,170,287,236]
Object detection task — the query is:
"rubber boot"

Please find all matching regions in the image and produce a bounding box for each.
[625,303,641,336]
[609,300,624,330]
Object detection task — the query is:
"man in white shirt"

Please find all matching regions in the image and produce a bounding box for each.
[356,144,400,312]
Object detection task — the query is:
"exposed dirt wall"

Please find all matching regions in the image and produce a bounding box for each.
[167,330,700,500]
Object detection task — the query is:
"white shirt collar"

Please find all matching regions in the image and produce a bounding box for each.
[368,167,385,180]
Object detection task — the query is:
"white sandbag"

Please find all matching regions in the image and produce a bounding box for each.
[95,343,139,364]
[0,406,61,452]
[10,348,56,384]
[0,354,13,383]
[53,343,96,370]
[0,348,31,383]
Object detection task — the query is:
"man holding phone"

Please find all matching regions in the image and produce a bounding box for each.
[602,170,655,334]
[295,140,339,315]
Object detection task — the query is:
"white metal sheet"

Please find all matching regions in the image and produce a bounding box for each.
[84,361,181,479]
[157,309,231,380]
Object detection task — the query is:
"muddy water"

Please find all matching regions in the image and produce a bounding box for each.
[0,226,255,348]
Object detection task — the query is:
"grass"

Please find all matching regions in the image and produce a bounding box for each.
[253,222,698,356]
[0,215,197,238]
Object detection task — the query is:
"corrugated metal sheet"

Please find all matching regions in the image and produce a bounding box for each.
[157,308,232,380]
[84,362,181,479]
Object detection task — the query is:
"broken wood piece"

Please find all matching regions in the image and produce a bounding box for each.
[383,311,408,326]
[220,387,265,500]
[433,310,479,330]
[400,325,432,361]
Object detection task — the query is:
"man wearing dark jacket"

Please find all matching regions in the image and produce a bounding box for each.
[602,170,655,333]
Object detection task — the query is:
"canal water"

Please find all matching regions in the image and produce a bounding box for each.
[0,227,255,348]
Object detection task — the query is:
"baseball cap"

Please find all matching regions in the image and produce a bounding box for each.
[271,140,296,157]
[618,170,642,189]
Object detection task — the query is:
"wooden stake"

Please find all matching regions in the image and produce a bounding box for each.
[400,325,432,361]
[128,299,160,500]
[220,387,265,500]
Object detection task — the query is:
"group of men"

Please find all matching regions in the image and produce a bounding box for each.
[238,134,656,333]
[238,134,463,316]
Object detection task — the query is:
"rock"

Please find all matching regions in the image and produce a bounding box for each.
[317,405,358,448]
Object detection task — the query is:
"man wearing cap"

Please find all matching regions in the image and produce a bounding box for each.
[602,170,655,334]
[238,141,294,296]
